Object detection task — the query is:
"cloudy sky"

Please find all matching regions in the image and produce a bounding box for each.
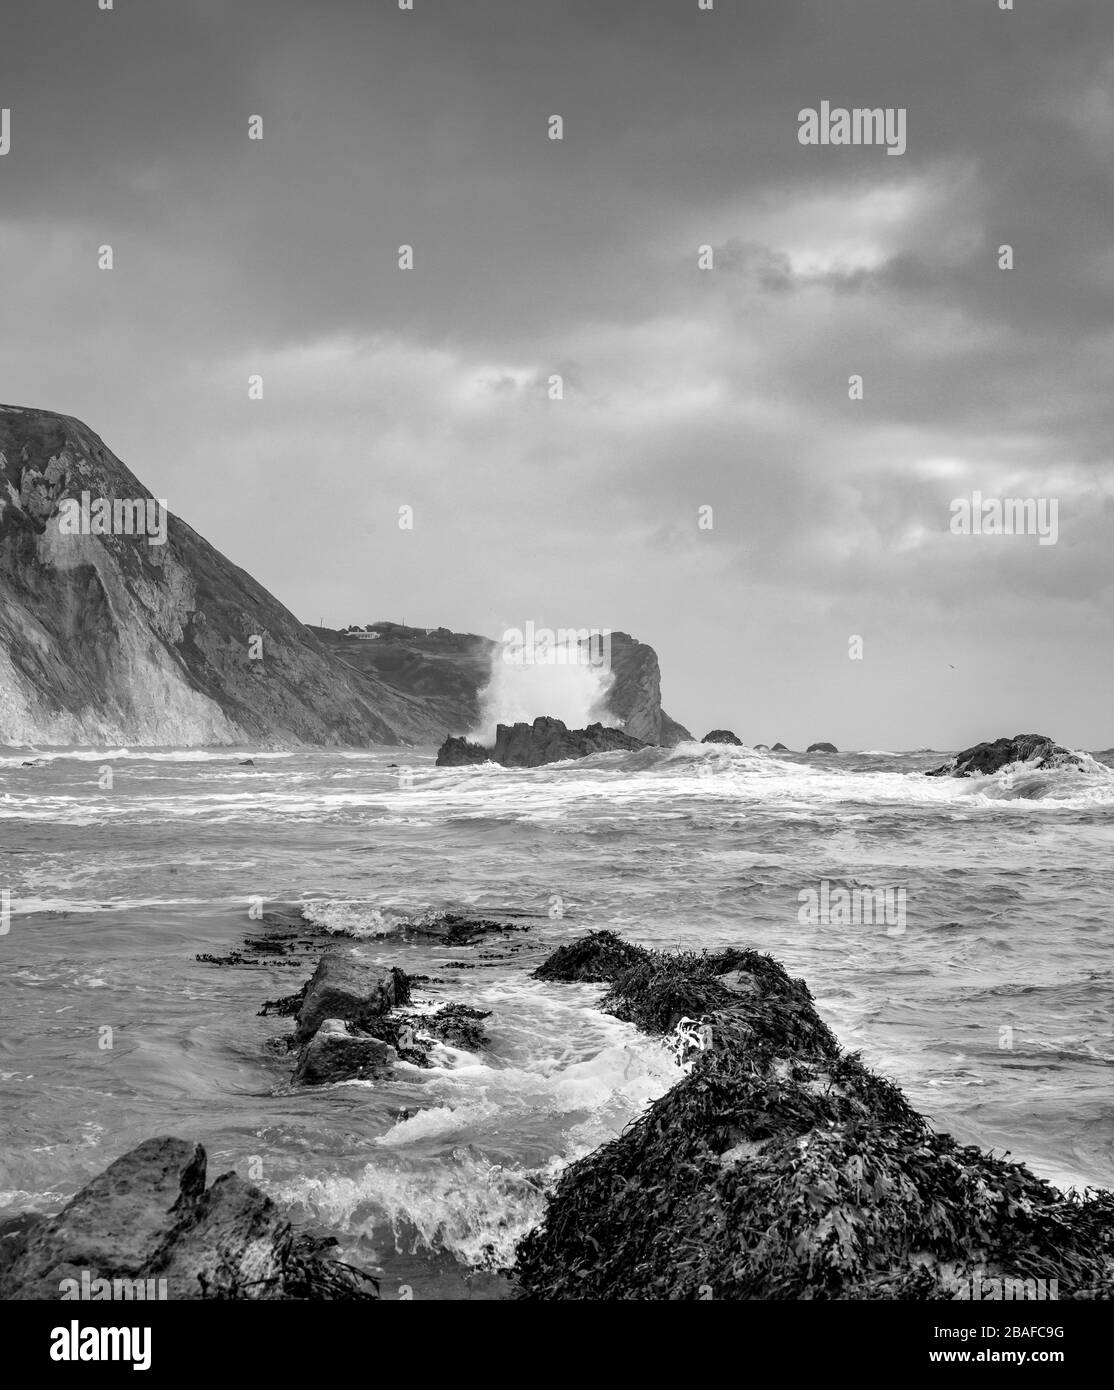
[1,0,1111,749]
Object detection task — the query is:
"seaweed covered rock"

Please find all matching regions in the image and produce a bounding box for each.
[436,717,646,768]
[515,936,1114,1300]
[423,1003,492,1051]
[926,733,1083,778]
[531,929,648,983]
[701,730,743,745]
[395,914,527,947]
[0,1138,377,1300]
[807,741,838,754]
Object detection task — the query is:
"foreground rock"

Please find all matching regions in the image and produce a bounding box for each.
[0,1137,377,1300]
[806,741,838,753]
[273,943,495,1083]
[701,729,742,745]
[927,733,1083,778]
[294,952,410,1043]
[514,932,1114,1300]
[292,1019,395,1085]
[436,716,646,768]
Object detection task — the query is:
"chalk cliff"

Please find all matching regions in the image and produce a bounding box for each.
[0,405,416,745]
[0,406,689,747]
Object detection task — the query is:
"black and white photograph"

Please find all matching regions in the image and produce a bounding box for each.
[0,0,1111,1364]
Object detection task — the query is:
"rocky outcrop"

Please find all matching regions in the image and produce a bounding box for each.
[807,741,838,753]
[0,1137,377,1299]
[0,405,430,746]
[292,1019,395,1086]
[603,633,691,746]
[283,951,416,1082]
[436,716,646,768]
[701,729,743,745]
[267,930,503,1081]
[927,733,1083,778]
[393,913,530,947]
[320,625,691,748]
[0,408,690,748]
[293,952,410,1044]
[513,934,1114,1300]
[531,930,646,983]
[771,742,789,751]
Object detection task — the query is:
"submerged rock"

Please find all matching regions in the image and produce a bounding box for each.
[807,741,838,753]
[292,1019,395,1085]
[701,730,743,745]
[514,934,1114,1300]
[395,913,527,947]
[0,1137,377,1300]
[926,733,1083,778]
[436,716,646,768]
[423,1003,492,1051]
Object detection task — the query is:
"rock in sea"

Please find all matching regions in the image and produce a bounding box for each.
[926,733,1083,778]
[292,1018,396,1085]
[0,1137,377,1299]
[293,951,410,1044]
[436,716,645,768]
[513,933,1114,1300]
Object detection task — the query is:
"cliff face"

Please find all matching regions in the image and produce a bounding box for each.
[0,405,690,748]
[0,405,414,746]
[315,625,692,748]
[605,632,690,746]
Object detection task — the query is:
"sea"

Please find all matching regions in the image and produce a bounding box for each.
[2,741,1113,1299]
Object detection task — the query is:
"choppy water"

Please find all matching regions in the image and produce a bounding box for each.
[2,741,1113,1299]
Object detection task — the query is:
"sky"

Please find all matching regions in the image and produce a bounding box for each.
[1,0,1111,750]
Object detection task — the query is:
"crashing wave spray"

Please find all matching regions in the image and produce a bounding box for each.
[469,624,617,744]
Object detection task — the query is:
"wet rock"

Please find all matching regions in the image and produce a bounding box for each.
[423,1004,492,1051]
[0,1137,205,1298]
[292,1019,395,1085]
[771,742,789,751]
[395,913,528,946]
[806,741,838,753]
[436,716,646,769]
[516,936,1114,1300]
[531,929,648,983]
[0,1137,377,1300]
[604,632,692,746]
[926,733,1083,778]
[294,952,410,1043]
[701,730,743,745]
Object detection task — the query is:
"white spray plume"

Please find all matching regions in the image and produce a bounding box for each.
[469,628,617,744]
